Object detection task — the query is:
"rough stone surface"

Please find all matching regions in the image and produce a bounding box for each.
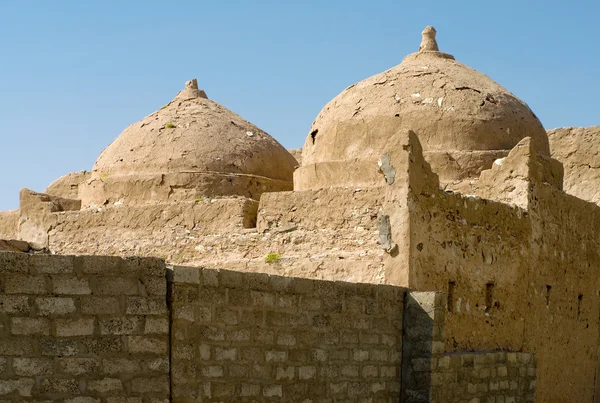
[548,125,600,205]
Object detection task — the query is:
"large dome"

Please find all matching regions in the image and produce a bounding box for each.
[81,79,297,206]
[296,26,550,190]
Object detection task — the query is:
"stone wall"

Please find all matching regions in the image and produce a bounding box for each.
[0,253,170,402]
[548,126,600,206]
[409,189,531,353]
[0,211,17,240]
[169,266,404,402]
[402,291,536,403]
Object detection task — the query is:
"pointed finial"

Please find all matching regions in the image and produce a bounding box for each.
[419,26,439,52]
[185,79,199,90]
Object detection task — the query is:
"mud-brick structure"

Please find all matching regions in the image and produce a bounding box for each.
[1,26,599,402]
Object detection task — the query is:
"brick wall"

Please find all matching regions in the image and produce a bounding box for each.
[170,266,405,402]
[434,352,536,402]
[0,253,169,402]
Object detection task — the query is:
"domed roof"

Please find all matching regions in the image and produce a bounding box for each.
[81,79,296,205]
[94,79,296,181]
[297,27,550,189]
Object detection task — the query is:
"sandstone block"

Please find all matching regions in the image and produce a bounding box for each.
[65,397,101,403]
[88,378,123,393]
[40,339,80,356]
[57,357,99,375]
[126,296,166,315]
[12,357,53,376]
[93,277,141,295]
[262,384,283,397]
[299,365,317,380]
[102,358,141,375]
[0,338,35,356]
[55,318,95,337]
[5,274,47,294]
[172,266,200,284]
[100,317,142,335]
[40,378,80,394]
[0,295,31,314]
[144,317,169,334]
[30,254,74,273]
[201,365,223,378]
[11,317,50,335]
[82,336,123,354]
[51,275,91,295]
[240,383,260,396]
[35,297,76,316]
[131,376,169,393]
[276,366,295,380]
[128,336,168,354]
[145,357,170,373]
[215,347,237,361]
[0,378,35,397]
[80,296,121,315]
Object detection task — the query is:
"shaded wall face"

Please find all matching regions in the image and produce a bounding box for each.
[409,190,531,352]
[169,266,405,402]
[0,253,169,401]
[526,185,600,403]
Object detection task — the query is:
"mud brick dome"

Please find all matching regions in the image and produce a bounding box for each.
[80,79,297,206]
[295,26,550,190]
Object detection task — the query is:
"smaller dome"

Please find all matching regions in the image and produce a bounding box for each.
[295,27,550,190]
[81,79,296,206]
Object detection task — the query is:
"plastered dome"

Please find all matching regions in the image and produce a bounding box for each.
[295,26,550,190]
[80,79,297,206]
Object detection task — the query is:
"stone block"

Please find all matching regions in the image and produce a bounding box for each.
[100,317,142,335]
[65,398,101,403]
[56,357,99,376]
[82,336,123,354]
[51,275,91,295]
[0,379,35,397]
[4,274,47,294]
[125,297,167,315]
[172,266,200,284]
[54,318,95,337]
[11,317,50,335]
[88,378,123,393]
[145,317,169,334]
[30,254,74,273]
[35,297,76,316]
[299,365,317,380]
[262,384,283,397]
[201,366,224,378]
[80,296,121,315]
[0,295,31,314]
[131,376,169,393]
[102,358,141,374]
[40,378,80,394]
[39,339,79,356]
[215,347,237,361]
[93,277,141,295]
[12,357,53,376]
[240,383,260,397]
[128,336,168,354]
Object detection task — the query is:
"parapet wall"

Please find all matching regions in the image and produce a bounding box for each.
[0,253,170,402]
[169,266,404,402]
[0,211,17,240]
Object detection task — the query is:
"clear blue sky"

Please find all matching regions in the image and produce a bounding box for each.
[0,1,598,210]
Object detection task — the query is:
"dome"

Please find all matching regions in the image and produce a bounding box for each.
[296,26,550,190]
[81,79,297,206]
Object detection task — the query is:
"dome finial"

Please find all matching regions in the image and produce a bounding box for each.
[419,26,439,52]
[185,79,199,90]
